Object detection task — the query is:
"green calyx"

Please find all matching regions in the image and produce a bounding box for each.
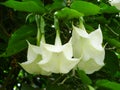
[35,15,45,46]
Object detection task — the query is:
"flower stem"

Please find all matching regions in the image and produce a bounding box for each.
[35,15,45,45]
[40,16,46,43]
[54,16,60,36]
[79,17,85,30]
[54,16,61,45]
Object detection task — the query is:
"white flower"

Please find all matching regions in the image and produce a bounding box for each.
[72,25,105,74]
[38,34,79,74]
[97,0,100,2]
[109,0,120,10]
[20,42,51,75]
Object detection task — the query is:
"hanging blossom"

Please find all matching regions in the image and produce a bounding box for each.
[20,40,51,75]
[20,15,52,75]
[109,0,120,10]
[72,24,105,74]
[38,31,79,74]
[20,15,79,75]
[20,34,79,75]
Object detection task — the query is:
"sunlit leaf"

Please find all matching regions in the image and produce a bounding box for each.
[105,37,120,48]
[22,0,44,6]
[70,1,100,16]
[55,7,83,20]
[96,79,120,90]
[100,3,120,13]
[1,0,46,14]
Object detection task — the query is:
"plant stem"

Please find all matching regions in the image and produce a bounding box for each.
[54,16,62,45]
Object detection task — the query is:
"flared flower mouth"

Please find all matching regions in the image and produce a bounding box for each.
[20,16,80,75]
[38,33,79,74]
[72,24,105,74]
[72,26,89,38]
[77,58,104,74]
[20,41,51,75]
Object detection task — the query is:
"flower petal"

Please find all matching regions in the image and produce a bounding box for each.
[77,58,104,74]
[72,26,88,58]
[38,51,79,73]
[110,0,120,10]
[89,26,103,50]
[63,39,73,58]
[41,42,62,52]
[20,55,51,75]
[72,25,105,74]
[82,41,105,64]
[27,42,42,61]
[38,35,79,74]
[73,26,88,38]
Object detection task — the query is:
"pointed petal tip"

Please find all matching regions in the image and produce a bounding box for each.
[97,24,102,31]
[96,25,103,35]
[55,33,62,46]
[98,24,101,28]
[26,40,29,43]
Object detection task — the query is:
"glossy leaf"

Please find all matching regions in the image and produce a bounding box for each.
[55,7,84,20]
[105,37,120,48]
[1,0,46,14]
[76,69,92,85]
[70,1,100,16]
[0,25,36,57]
[96,79,120,90]
[22,0,44,6]
[100,3,120,13]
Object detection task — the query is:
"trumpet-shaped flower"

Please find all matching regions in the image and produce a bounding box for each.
[72,25,105,74]
[38,34,79,74]
[20,42,51,75]
[109,0,120,10]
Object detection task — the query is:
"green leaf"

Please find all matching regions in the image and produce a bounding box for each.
[0,25,36,57]
[105,37,120,48]
[100,3,120,13]
[96,79,120,90]
[88,85,95,90]
[22,0,43,5]
[70,1,100,16]
[76,68,92,85]
[103,50,119,76]
[46,0,65,11]
[1,1,46,14]
[55,7,84,20]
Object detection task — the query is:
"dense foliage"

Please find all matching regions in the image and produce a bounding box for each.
[0,0,120,90]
